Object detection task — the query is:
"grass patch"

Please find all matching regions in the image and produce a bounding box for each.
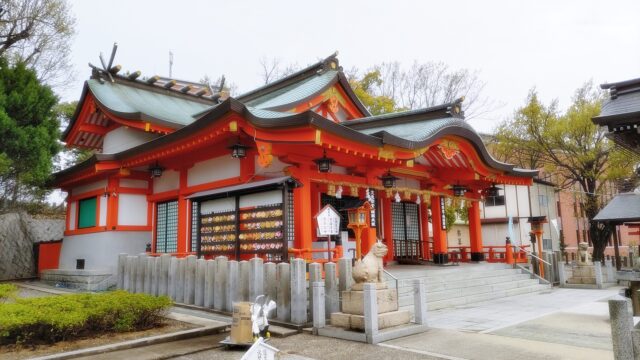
[0,290,172,345]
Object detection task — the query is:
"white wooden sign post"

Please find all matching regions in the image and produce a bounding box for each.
[314,204,341,261]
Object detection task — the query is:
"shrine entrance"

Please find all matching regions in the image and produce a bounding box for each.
[392,202,423,263]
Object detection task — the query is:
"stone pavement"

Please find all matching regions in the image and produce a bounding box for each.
[427,286,621,333]
[64,286,627,359]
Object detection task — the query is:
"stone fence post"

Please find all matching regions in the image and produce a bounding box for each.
[176,258,186,303]
[412,279,427,325]
[364,283,379,344]
[291,258,307,325]
[239,260,249,301]
[609,295,634,360]
[277,262,291,322]
[249,258,264,302]
[226,260,239,312]
[308,263,321,319]
[168,257,178,300]
[312,282,326,331]
[124,256,136,292]
[264,262,277,304]
[136,253,147,293]
[117,253,127,289]
[195,258,206,306]
[558,262,566,287]
[159,254,171,296]
[325,262,339,317]
[144,256,153,294]
[338,258,352,293]
[184,255,197,305]
[214,256,228,311]
[204,259,216,308]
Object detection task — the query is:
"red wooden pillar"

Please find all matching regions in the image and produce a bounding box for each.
[293,166,313,260]
[420,201,431,260]
[106,176,119,230]
[177,168,189,255]
[469,200,485,261]
[430,195,448,264]
[381,195,394,262]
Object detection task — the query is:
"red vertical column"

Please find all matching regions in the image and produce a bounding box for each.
[469,200,485,261]
[430,195,448,264]
[177,168,188,255]
[420,201,431,260]
[293,166,312,260]
[381,195,394,262]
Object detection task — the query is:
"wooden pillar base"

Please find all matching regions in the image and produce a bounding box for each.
[433,253,449,264]
[470,252,484,262]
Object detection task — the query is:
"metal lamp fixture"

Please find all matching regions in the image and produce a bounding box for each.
[379,171,399,189]
[229,141,249,159]
[314,149,335,173]
[149,162,164,178]
[484,183,500,198]
[452,184,467,197]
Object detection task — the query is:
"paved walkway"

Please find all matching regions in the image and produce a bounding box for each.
[427,286,621,333]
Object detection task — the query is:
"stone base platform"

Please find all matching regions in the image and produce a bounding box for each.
[331,310,411,330]
[40,269,114,291]
[567,265,596,285]
[341,288,398,315]
[317,323,429,344]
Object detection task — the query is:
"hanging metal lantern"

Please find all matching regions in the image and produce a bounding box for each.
[229,142,249,159]
[149,162,164,178]
[379,171,398,188]
[484,183,500,198]
[452,184,467,197]
[314,149,335,173]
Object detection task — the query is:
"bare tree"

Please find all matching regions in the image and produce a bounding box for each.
[258,56,299,85]
[0,0,76,85]
[354,61,496,119]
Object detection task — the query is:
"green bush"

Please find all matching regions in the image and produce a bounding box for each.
[0,290,172,345]
[0,284,17,302]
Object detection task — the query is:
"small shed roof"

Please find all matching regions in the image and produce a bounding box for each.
[593,192,640,224]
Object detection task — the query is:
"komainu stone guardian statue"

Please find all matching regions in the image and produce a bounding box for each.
[577,242,592,265]
[352,240,388,286]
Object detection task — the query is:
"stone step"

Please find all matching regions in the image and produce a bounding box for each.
[398,284,550,312]
[387,268,526,287]
[397,278,542,306]
[394,273,532,295]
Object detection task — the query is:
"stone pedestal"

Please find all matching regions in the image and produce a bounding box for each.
[567,265,596,285]
[330,286,410,331]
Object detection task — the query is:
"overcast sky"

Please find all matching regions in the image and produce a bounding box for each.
[62,0,640,133]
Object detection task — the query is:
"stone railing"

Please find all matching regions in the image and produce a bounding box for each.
[116,254,355,325]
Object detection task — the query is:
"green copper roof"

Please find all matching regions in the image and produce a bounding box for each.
[87,79,212,127]
[244,70,338,111]
[359,117,472,142]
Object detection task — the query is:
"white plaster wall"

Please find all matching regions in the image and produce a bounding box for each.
[516,185,531,218]
[200,197,235,214]
[99,197,107,226]
[102,127,159,154]
[254,155,288,177]
[188,156,240,187]
[58,231,151,274]
[482,202,506,219]
[120,179,148,189]
[504,185,519,217]
[153,170,179,193]
[72,180,107,197]
[239,190,282,208]
[117,194,148,226]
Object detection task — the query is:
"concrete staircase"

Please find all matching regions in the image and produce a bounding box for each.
[385,263,550,312]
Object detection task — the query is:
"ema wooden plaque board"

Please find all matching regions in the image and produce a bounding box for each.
[315,204,341,236]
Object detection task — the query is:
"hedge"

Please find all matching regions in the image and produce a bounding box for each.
[0,284,18,302]
[0,290,172,345]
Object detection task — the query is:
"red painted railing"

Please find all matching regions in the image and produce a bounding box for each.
[447,245,530,264]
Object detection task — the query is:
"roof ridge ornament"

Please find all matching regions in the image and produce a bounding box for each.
[89,42,120,83]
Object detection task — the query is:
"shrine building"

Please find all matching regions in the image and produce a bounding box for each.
[50,53,537,275]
